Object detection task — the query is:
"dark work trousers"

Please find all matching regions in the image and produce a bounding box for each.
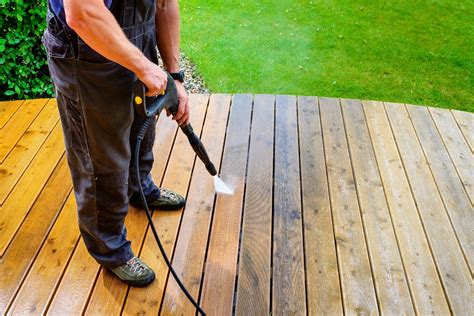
[42,0,159,267]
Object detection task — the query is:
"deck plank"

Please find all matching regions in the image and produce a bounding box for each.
[363,101,450,314]
[298,96,342,315]
[7,193,78,315]
[235,94,274,316]
[122,94,209,315]
[0,99,59,204]
[0,100,23,129]
[341,99,413,313]
[272,95,307,315]
[0,123,64,257]
[200,94,252,315]
[0,99,47,163]
[429,107,473,204]
[385,102,472,314]
[407,105,473,272]
[160,94,230,315]
[0,156,71,313]
[451,109,474,152]
[319,97,378,314]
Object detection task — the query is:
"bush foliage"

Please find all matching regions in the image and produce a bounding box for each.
[0,0,53,100]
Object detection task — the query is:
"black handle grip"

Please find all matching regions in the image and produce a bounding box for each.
[181,124,217,176]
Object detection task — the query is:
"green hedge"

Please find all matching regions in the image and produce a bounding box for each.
[0,0,53,101]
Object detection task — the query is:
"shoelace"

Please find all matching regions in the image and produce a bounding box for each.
[160,189,178,201]
[126,257,147,276]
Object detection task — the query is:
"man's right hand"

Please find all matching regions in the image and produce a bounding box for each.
[135,59,168,97]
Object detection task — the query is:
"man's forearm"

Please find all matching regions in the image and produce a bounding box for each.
[64,0,149,76]
[155,0,181,73]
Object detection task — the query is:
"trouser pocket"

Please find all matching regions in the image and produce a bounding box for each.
[96,171,130,234]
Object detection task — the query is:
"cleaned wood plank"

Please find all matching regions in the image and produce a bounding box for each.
[0,99,59,204]
[0,123,64,257]
[46,239,100,315]
[297,96,342,315]
[0,156,71,313]
[160,94,231,315]
[407,105,473,271]
[430,107,473,203]
[47,112,179,315]
[7,192,78,314]
[0,100,23,129]
[319,97,378,314]
[272,95,306,315]
[200,94,252,315]
[341,99,413,313]
[0,99,47,163]
[451,109,474,152]
[122,94,209,316]
[235,94,274,316]
[363,101,450,314]
[385,102,472,314]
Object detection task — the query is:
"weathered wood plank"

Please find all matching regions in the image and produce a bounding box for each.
[429,107,473,203]
[363,101,450,314]
[235,94,274,316]
[297,96,342,315]
[407,105,473,272]
[0,100,23,129]
[385,102,472,314]
[0,123,64,257]
[0,156,71,313]
[451,109,474,152]
[200,94,252,315]
[0,99,59,204]
[272,95,307,315]
[47,103,180,316]
[341,99,413,313]
[0,99,47,163]
[122,94,209,315]
[319,97,378,314]
[6,192,78,314]
[160,94,230,315]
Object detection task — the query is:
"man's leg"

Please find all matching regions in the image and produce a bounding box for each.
[55,86,134,268]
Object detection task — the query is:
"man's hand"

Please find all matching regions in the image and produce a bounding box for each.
[166,81,189,126]
[135,61,168,97]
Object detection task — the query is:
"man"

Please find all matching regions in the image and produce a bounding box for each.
[42,0,189,287]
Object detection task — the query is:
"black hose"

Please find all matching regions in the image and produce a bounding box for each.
[135,116,206,316]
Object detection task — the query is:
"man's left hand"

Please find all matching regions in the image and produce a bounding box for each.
[167,80,189,126]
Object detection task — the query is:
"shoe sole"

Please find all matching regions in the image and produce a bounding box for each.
[129,202,185,211]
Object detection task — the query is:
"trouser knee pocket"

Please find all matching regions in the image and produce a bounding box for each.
[96,172,130,233]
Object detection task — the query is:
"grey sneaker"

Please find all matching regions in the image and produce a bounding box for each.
[130,188,186,211]
[107,256,155,287]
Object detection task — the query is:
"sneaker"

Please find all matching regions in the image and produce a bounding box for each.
[107,256,155,287]
[130,188,186,211]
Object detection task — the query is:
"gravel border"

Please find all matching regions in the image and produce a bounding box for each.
[158,53,210,94]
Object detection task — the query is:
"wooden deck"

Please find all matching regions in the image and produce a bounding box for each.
[0,95,472,315]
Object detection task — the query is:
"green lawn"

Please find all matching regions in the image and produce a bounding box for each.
[180,0,473,112]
